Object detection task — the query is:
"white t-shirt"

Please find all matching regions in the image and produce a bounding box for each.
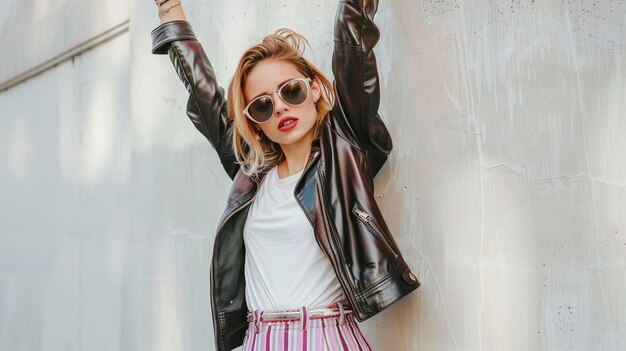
[243,166,345,311]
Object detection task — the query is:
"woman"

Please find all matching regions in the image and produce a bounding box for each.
[151,0,419,350]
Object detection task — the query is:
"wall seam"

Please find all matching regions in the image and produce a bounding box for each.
[0,19,130,92]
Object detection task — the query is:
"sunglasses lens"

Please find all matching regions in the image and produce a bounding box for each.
[249,96,274,122]
[280,79,308,105]
[246,79,310,123]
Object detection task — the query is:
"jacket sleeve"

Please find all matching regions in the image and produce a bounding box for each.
[332,0,392,176]
[151,21,239,180]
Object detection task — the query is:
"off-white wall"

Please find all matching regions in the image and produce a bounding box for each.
[1,0,625,350]
[0,0,129,85]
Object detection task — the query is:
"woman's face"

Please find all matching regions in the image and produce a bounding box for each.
[243,59,321,148]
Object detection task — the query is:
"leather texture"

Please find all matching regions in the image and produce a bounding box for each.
[151,1,419,350]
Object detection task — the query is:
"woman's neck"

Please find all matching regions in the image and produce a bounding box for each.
[276,132,315,179]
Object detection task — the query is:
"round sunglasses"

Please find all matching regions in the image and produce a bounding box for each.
[243,77,312,124]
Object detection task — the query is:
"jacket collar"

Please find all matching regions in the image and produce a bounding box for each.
[220,137,321,225]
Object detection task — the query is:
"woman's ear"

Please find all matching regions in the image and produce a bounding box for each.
[311,78,322,103]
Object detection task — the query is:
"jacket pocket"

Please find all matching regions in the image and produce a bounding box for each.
[352,204,399,259]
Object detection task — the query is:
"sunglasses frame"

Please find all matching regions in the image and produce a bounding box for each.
[243,77,313,124]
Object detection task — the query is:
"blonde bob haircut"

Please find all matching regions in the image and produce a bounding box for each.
[227,28,335,177]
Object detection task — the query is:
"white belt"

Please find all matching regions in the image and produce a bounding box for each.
[246,305,352,323]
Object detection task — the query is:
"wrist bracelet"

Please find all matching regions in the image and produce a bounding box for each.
[154,0,170,8]
[159,2,181,17]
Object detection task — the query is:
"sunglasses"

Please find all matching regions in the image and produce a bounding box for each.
[243,77,312,124]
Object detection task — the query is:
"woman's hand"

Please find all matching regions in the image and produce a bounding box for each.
[155,0,187,23]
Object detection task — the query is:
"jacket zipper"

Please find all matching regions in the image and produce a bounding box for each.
[313,169,361,315]
[210,191,257,351]
[293,151,353,285]
[353,205,399,258]
[294,151,359,310]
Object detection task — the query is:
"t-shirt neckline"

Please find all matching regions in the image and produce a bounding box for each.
[273,166,303,185]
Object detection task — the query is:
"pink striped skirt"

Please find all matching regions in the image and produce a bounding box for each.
[241,306,371,351]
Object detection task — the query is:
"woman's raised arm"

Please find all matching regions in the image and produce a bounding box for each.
[156,0,186,23]
[151,1,239,179]
[332,0,392,176]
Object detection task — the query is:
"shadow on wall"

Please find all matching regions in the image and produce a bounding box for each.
[0,25,229,350]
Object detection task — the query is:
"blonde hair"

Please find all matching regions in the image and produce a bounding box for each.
[227,29,335,177]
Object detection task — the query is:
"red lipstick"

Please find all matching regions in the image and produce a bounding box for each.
[278,117,298,132]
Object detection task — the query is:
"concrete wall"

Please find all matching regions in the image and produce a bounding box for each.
[1,0,625,350]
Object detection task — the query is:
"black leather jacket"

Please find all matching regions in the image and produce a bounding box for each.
[151,1,419,350]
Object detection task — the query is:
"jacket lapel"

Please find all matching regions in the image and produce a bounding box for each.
[294,140,320,227]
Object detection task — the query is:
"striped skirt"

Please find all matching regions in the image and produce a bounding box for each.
[241,307,371,351]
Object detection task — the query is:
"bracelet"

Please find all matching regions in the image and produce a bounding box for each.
[158,2,181,17]
[154,0,171,8]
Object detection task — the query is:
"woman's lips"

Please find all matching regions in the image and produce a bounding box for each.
[278,117,298,132]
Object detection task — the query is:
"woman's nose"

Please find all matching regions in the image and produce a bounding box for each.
[272,93,288,116]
